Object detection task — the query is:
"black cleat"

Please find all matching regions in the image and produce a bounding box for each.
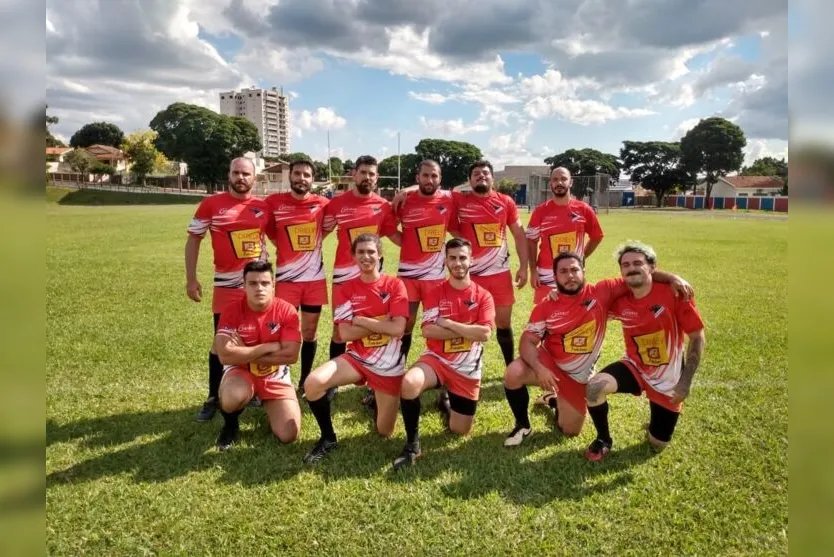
[392,442,422,471]
[248,396,262,408]
[326,386,338,402]
[584,437,613,462]
[196,397,218,422]
[302,437,338,464]
[360,388,376,410]
[436,389,450,415]
[215,423,239,451]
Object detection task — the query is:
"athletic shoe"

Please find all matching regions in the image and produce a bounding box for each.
[534,391,558,409]
[302,438,338,464]
[196,397,218,422]
[215,423,239,451]
[584,438,613,462]
[326,386,338,402]
[436,389,451,415]
[248,396,262,408]
[392,442,422,471]
[360,389,376,410]
[503,425,532,447]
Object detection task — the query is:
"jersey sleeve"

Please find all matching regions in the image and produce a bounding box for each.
[594,278,628,306]
[420,286,441,326]
[215,303,240,338]
[477,289,496,328]
[380,202,398,237]
[188,197,213,237]
[525,205,543,240]
[332,283,353,324]
[322,196,339,232]
[676,298,705,334]
[585,205,604,241]
[389,278,410,319]
[523,303,547,339]
[278,304,302,343]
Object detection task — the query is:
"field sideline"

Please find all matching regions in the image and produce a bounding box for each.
[46,192,787,555]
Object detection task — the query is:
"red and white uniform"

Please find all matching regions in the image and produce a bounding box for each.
[526,198,603,288]
[265,192,328,283]
[187,192,271,313]
[333,274,409,377]
[396,190,455,281]
[609,283,705,411]
[216,297,302,400]
[452,190,519,277]
[322,190,397,284]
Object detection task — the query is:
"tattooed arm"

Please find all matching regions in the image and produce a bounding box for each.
[670,329,706,404]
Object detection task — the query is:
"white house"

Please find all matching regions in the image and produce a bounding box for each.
[697,175,784,197]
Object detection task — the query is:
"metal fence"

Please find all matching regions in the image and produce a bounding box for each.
[526,174,612,213]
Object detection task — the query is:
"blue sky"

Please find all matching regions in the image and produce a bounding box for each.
[47,0,789,171]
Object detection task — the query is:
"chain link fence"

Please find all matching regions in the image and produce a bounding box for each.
[526,174,613,214]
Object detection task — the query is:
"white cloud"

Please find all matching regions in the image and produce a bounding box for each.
[743,138,788,166]
[524,97,655,125]
[295,107,346,131]
[672,118,702,139]
[419,117,489,136]
[408,91,449,104]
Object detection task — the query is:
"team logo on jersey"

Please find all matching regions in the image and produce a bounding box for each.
[379,291,390,303]
[437,206,447,214]
[464,298,477,309]
[266,321,280,334]
[492,204,503,213]
[250,207,264,218]
[581,299,597,310]
[569,211,582,222]
[372,207,381,214]
[650,304,666,318]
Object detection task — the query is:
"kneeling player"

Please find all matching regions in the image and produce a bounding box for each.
[393,238,495,470]
[503,251,693,447]
[213,261,302,450]
[302,234,409,464]
[584,241,705,461]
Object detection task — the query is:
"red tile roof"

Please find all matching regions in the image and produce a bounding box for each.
[46,147,72,155]
[723,175,784,189]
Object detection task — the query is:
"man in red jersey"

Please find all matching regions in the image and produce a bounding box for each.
[527,166,603,304]
[322,155,400,363]
[502,252,692,447]
[185,157,272,422]
[213,261,302,450]
[265,159,330,394]
[584,241,706,461]
[451,160,528,367]
[301,234,409,464]
[392,238,495,470]
[394,159,457,362]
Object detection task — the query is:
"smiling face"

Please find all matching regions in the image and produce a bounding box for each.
[469,164,493,194]
[619,251,655,288]
[353,239,381,273]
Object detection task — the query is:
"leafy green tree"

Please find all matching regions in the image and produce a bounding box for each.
[543,148,621,198]
[496,178,519,196]
[122,130,163,185]
[680,117,746,205]
[150,103,261,192]
[64,149,97,176]
[329,156,344,178]
[620,141,696,207]
[414,138,482,188]
[285,152,313,163]
[378,154,421,188]
[312,160,330,181]
[45,105,65,148]
[69,122,125,148]
[343,159,355,174]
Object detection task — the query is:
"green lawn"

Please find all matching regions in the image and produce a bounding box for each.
[46,191,787,555]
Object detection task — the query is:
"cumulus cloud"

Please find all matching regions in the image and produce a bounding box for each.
[296,107,346,131]
[419,117,489,136]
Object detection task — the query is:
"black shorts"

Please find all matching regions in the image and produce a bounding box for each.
[299,304,322,314]
[598,361,680,443]
[448,391,477,417]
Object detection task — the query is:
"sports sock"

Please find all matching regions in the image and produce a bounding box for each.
[496,328,515,366]
[587,401,611,443]
[504,386,531,429]
[400,397,421,444]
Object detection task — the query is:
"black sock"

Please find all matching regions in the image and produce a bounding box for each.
[300,340,317,387]
[209,352,223,399]
[329,340,346,360]
[400,397,421,444]
[496,328,515,366]
[220,409,241,430]
[588,401,611,442]
[307,395,336,441]
[400,333,413,361]
[504,386,531,429]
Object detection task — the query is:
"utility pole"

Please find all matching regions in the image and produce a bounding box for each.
[397,131,401,191]
[327,130,332,184]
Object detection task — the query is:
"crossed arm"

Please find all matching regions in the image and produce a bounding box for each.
[423,317,491,343]
[338,316,407,342]
[215,334,300,367]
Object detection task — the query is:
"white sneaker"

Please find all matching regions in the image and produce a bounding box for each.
[504,426,532,447]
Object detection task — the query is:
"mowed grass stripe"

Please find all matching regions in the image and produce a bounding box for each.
[46,197,787,555]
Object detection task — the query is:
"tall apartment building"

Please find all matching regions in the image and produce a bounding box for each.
[218,86,290,158]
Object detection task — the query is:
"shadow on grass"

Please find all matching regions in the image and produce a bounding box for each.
[50,187,203,206]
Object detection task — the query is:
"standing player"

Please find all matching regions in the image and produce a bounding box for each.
[395,159,456,362]
[527,166,604,304]
[302,234,409,464]
[322,155,400,362]
[393,238,495,470]
[265,159,329,394]
[452,160,528,366]
[502,252,692,446]
[186,157,272,422]
[584,241,706,461]
[213,261,302,450]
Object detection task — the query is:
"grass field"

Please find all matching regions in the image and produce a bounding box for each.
[46,189,788,555]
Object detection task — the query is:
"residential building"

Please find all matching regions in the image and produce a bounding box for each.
[697,175,785,197]
[219,87,290,158]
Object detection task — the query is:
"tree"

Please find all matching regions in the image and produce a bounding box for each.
[680,117,747,206]
[343,159,355,174]
[741,156,788,177]
[377,153,421,188]
[150,103,261,192]
[69,122,125,148]
[122,130,164,185]
[620,141,696,207]
[64,149,97,176]
[285,152,313,163]
[45,105,65,147]
[312,160,330,181]
[414,138,482,188]
[90,161,115,181]
[496,178,519,196]
[543,148,621,198]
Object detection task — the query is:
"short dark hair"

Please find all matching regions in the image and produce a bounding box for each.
[468,160,494,178]
[417,159,441,174]
[351,233,382,254]
[243,260,273,279]
[445,237,472,253]
[354,155,378,169]
[289,159,314,175]
[552,251,584,276]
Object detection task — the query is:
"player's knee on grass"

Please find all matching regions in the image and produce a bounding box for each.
[449,414,474,435]
[557,417,583,437]
[400,368,425,400]
[502,359,528,389]
[272,418,300,444]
